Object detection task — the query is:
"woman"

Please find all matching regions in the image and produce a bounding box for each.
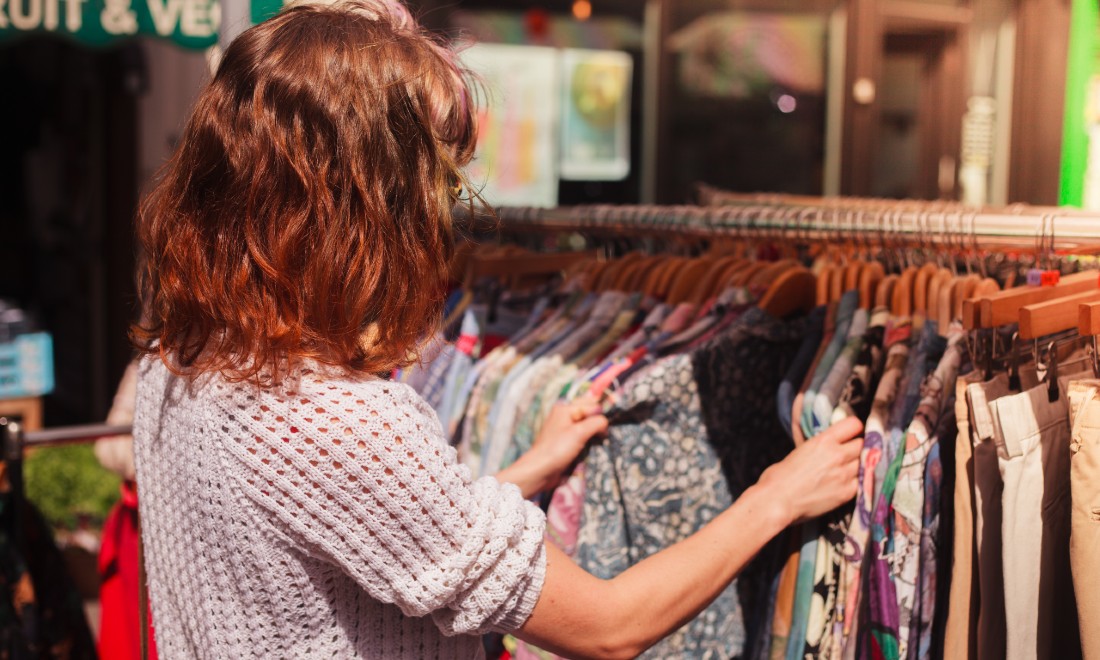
[132,2,863,658]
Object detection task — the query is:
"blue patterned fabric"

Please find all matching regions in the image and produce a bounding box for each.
[577,307,805,659]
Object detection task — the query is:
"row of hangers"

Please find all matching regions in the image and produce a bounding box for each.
[459,202,1100,384]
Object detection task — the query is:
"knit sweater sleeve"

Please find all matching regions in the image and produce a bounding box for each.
[217,375,547,636]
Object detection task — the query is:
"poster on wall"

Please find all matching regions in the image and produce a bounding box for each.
[460,43,560,208]
[559,49,632,181]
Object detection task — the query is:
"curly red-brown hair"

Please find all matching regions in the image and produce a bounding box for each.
[133,0,477,384]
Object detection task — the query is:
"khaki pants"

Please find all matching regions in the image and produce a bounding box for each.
[989,380,1081,660]
[943,373,981,660]
[1067,380,1100,660]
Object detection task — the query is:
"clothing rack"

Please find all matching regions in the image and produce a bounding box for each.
[477,202,1100,251]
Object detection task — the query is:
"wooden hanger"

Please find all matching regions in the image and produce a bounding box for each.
[1019,289,1100,340]
[652,257,689,300]
[928,268,954,333]
[617,255,659,292]
[666,258,719,304]
[891,266,919,316]
[843,261,862,293]
[1079,299,1100,336]
[638,257,674,296]
[656,255,702,294]
[875,274,898,310]
[691,256,744,304]
[912,262,939,319]
[462,248,599,289]
[950,274,980,323]
[828,263,847,302]
[815,262,835,306]
[758,267,817,318]
[858,261,885,310]
[748,259,799,290]
[588,253,627,291]
[716,259,752,289]
[730,261,768,287]
[971,269,1099,329]
[582,260,612,292]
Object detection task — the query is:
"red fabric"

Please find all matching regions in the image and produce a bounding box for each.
[98,481,158,660]
[481,333,509,355]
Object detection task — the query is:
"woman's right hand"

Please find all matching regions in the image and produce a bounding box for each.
[756,416,863,526]
[519,415,865,660]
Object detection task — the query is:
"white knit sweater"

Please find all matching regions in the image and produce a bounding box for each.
[133,357,547,659]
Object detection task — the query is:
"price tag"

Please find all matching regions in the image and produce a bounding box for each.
[1040,270,1060,286]
[1027,269,1043,286]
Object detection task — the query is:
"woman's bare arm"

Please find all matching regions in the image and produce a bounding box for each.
[515,416,863,660]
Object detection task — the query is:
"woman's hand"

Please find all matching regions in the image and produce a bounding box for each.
[495,394,608,498]
[756,416,863,526]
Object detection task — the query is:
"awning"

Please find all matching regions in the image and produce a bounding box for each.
[0,0,219,49]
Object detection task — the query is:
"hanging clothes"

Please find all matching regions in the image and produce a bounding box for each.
[403,223,1100,660]
[578,307,805,659]
[98,480,158,660]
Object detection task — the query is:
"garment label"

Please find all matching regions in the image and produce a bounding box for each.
[455,333,478,356]
[1026,269,1060,286]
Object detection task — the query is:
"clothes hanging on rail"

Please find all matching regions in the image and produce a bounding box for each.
[405,232,1100,660]
[579,306,805,658]
[1065,380,1100,660]
[98,480,158,660]
[942,365,1087,660]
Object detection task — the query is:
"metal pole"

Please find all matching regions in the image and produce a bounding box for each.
[22,424,134,448]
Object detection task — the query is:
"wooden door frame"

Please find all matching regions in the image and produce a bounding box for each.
[1009,0,1072,204]
[841,0,969,198]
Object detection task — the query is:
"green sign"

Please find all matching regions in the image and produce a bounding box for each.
[249,0,280,26]
[0,0,219,49]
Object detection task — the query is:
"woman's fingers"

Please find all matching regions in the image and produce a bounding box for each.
[817,416,863,445]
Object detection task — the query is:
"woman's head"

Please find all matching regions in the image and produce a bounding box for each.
[134,0,476,383]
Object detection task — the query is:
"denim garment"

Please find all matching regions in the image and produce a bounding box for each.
[810,308,870,435]
[777,306,827,438]
[801,291,860,439]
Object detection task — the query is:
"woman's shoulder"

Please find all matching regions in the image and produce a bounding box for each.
[136,356,441,434]
[264,364,446,439]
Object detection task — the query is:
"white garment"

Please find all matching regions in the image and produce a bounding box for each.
[95,361,139,480]
[134,357,546,659]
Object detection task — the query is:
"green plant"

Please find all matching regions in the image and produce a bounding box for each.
[23,444,120,530]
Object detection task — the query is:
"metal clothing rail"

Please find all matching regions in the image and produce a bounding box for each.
[476,202,1100,252]
[0,418,132,455]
